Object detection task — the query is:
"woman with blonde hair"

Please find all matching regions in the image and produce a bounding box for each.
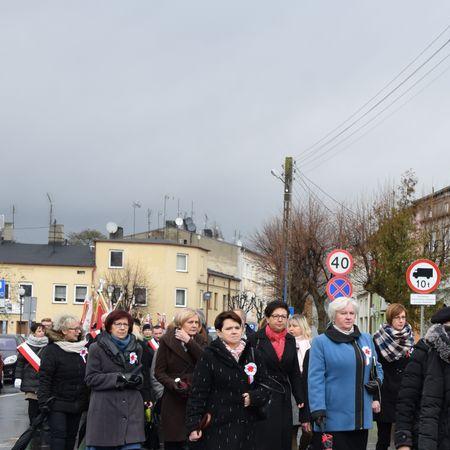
[288,314,312,450]
[155,308,206,450]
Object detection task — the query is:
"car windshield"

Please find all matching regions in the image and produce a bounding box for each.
[0,338,17,351]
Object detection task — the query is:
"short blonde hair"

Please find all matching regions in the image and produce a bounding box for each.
[173,308,199,328]
[327,297,359,322]
[288,314,312,340]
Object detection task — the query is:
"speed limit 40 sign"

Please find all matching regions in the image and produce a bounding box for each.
[326,249,353,276]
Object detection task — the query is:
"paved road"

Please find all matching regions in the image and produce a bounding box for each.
[1,381,392,450]
[0,383,28,449]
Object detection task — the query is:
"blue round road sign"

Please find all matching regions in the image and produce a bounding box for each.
[326,276,353,301]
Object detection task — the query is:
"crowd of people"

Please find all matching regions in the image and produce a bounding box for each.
[11,298,450,450]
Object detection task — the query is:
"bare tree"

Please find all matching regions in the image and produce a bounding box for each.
[102,263,151,314]
[227,292,255,315]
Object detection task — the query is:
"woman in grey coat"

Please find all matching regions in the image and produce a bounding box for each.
[85,310,146,450]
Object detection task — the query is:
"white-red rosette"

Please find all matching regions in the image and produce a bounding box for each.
[361,346,372,366]
[244,362,257,384]
[80,347,88,363]
[129,352,138,365]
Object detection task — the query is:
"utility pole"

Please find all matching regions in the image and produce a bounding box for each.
[282,157,293,304]
[147,209,152,235]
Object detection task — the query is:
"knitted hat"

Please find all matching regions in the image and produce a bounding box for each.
[142,323,152,331]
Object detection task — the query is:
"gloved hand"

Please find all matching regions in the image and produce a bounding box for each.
[118,372,142,388]
[311,411,326,428]
[173,379,190,398]
[14,378,22,389]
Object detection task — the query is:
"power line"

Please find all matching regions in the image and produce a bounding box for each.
[299,171,356,216]
[302,52,450,171]
[295,178,334,214]
[295,27,450,164]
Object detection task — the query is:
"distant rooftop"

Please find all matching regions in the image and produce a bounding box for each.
[95,238,209,252]
[0,242,95,267]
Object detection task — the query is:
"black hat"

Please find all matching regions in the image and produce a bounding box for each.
[142,323,152,331]
[431,307,450,324]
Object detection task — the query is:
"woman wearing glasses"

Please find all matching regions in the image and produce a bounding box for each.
[84,310,146,450]
[373,303,414,450]
[38,315,89,450]
[251,300,304,450]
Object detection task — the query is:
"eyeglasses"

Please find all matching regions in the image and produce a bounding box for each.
[393,315,406,320]
[271,314,288,320]
[113,322,129,328]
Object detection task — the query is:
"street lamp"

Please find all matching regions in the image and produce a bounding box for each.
[18,286,25,335]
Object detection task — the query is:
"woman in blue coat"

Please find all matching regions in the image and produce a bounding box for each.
[308,297,383,450]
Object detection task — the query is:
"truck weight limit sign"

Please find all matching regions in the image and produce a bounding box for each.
[406,259,441,294]
[326,249,353,276]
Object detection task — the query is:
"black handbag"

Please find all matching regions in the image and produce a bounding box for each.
[365,356,382,400]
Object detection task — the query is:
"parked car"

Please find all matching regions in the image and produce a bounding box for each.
[0,353,3,393]
[0,334,25,382]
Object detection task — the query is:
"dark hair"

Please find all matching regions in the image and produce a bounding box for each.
[133,318,141,326]
[142,323,153,331]
[214,311,242,331]
[153,325,162,330]
[264,300,289,318]
[30,322,44,333]
[104,310,133,334]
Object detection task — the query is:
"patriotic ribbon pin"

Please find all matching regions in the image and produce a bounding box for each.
[80,348,88,363]
[129,352,138,365]
[244,362,257,384]
[361,346,372,366]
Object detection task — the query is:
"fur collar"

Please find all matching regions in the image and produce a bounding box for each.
[425,324,450,363]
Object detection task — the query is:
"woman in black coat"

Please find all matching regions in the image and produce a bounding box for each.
[38,315,89,450]
[251,301,304,450]
[373,303,414,450]
[186,311,270,450]
[15,322,48,424]
[417,308,450,450]
[394,338,428,450]
[85,310,146,449]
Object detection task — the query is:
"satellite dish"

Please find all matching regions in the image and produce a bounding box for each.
[106,222,118,234]
[175,217,184,227]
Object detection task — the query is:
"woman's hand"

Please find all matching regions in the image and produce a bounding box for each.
[175,328,191,343]
[189,430,202,441]
[301,422,311,433]
[372,400,381,414]
[297,403,304,409]
[242,393,251,407]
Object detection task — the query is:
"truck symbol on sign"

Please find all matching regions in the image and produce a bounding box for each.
[412,268,434,279]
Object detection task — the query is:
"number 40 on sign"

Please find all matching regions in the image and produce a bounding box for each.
[326,249,353,276]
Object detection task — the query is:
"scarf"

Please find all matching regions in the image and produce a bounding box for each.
[333,324,355,335]
[265,326,287,361]
[26,334,49,348]
[110,334,131,353]
[54,339,88,353]
[223,339,246,362]
[374,323,414,362]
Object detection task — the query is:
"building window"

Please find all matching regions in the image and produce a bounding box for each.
[134,287,147,306]
[4,283,10,300]
[176,254,188,272]
[223,294,227,310]
[214,293,218,310]
[109,250,124,268]
[74,285,88,304]
[175,288,187,307]
[53,285,68,303]
[19,283,33,299]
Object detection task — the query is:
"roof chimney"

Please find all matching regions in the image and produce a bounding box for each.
[48,222,65,245]
[1,222,14,242]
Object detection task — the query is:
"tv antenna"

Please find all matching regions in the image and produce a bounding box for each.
[46,193,54,228]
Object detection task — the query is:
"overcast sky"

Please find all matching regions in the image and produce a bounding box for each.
[1,1,450,244]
